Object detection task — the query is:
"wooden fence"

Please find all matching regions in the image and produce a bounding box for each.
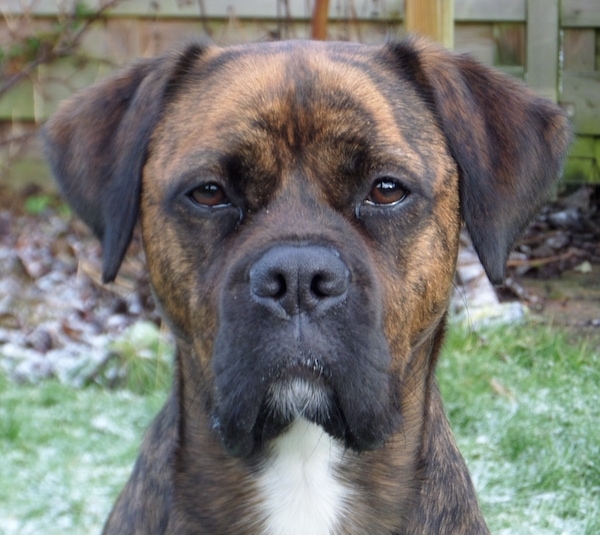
[1,0,599,183]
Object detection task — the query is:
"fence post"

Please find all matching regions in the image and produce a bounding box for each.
[311,0,330,40]
[404,0,454,49]
[526,0,560,101]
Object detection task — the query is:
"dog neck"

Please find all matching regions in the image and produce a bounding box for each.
[255,418,351,535]
[172,342,433,534]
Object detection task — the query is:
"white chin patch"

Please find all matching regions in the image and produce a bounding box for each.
[266,377,331,422]
[256,418,351,535]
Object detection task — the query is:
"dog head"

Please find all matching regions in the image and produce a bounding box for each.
[44,38,570,458]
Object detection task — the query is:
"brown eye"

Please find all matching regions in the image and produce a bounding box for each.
[189,183,230,207]
[366,178,408,206]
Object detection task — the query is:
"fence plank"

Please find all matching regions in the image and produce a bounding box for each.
[562,0,600,28]
[0,0,404,20]
[0,57,107,121]
[0,81,34,120]
[563,72,600,135]
[2,0,531,22]
[495,24,525,66]
[526,0,559,101]
[564,29,596,71]
[455,0,525,21]
[455,24,495,64]
[405,0,454,47]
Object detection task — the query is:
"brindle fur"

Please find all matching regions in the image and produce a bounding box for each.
[43,38,570,534]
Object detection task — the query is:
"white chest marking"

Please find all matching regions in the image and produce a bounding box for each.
[256,419,350,535]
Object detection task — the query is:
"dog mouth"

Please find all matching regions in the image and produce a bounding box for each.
[213,357,346,457]
[265,377,332,424]
[212,351,399,458]
[255,359,348,442]
[265,357,333,421]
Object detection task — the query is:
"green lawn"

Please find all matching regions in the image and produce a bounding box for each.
[0,322,598,534]
[439,323,600,535]
[0,378,168,534]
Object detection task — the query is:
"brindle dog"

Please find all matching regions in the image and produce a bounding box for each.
[43,37,570,534]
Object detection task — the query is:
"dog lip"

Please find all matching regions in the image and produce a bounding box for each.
[273,355,331,382]
[214,352,397,457]
[216,359,336,457]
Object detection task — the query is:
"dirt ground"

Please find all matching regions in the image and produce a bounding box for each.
[517,270,599,326]
[512,269,600,354]
[502,185,600,349]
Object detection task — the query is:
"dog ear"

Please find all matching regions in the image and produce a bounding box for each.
[387,37,571,284]
[43,44,206,283]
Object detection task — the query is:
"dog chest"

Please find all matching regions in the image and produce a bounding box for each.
[255,419,351,535]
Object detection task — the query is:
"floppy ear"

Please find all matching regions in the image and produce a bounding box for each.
[43,44,206,283]
[388,37,571,284]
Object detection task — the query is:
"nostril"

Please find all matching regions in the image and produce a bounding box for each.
[310,270,349,299]
[272,274,287,300]
[250,269,287,299]
[310,274,328,299]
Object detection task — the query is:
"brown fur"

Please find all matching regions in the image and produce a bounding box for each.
[43,38,570,534]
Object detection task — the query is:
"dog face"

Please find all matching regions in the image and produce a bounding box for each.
[44,39,570,462]
[141,42,462,456]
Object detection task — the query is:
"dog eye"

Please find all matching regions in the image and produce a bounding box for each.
[188,183,230,207]
[366,178,408,206]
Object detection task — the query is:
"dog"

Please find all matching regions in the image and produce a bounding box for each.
[43,37,570,534]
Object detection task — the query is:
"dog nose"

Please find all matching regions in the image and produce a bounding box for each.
[249,245,350,318]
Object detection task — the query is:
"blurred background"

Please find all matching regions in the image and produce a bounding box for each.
[2,0,600,186]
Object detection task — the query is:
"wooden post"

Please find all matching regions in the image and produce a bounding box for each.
[526,0,560,101]
[404,0,454,49]
[311,0,330,40]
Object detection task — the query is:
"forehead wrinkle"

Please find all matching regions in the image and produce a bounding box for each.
[258,57,414,162]
[198,45,407,142]
[151,44,434,190]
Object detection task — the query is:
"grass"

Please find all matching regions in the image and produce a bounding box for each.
[0,321,598,534]
[0,376,168,534]
[439,322,600,534]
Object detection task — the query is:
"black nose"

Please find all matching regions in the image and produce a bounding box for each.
[249,245,350,318]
